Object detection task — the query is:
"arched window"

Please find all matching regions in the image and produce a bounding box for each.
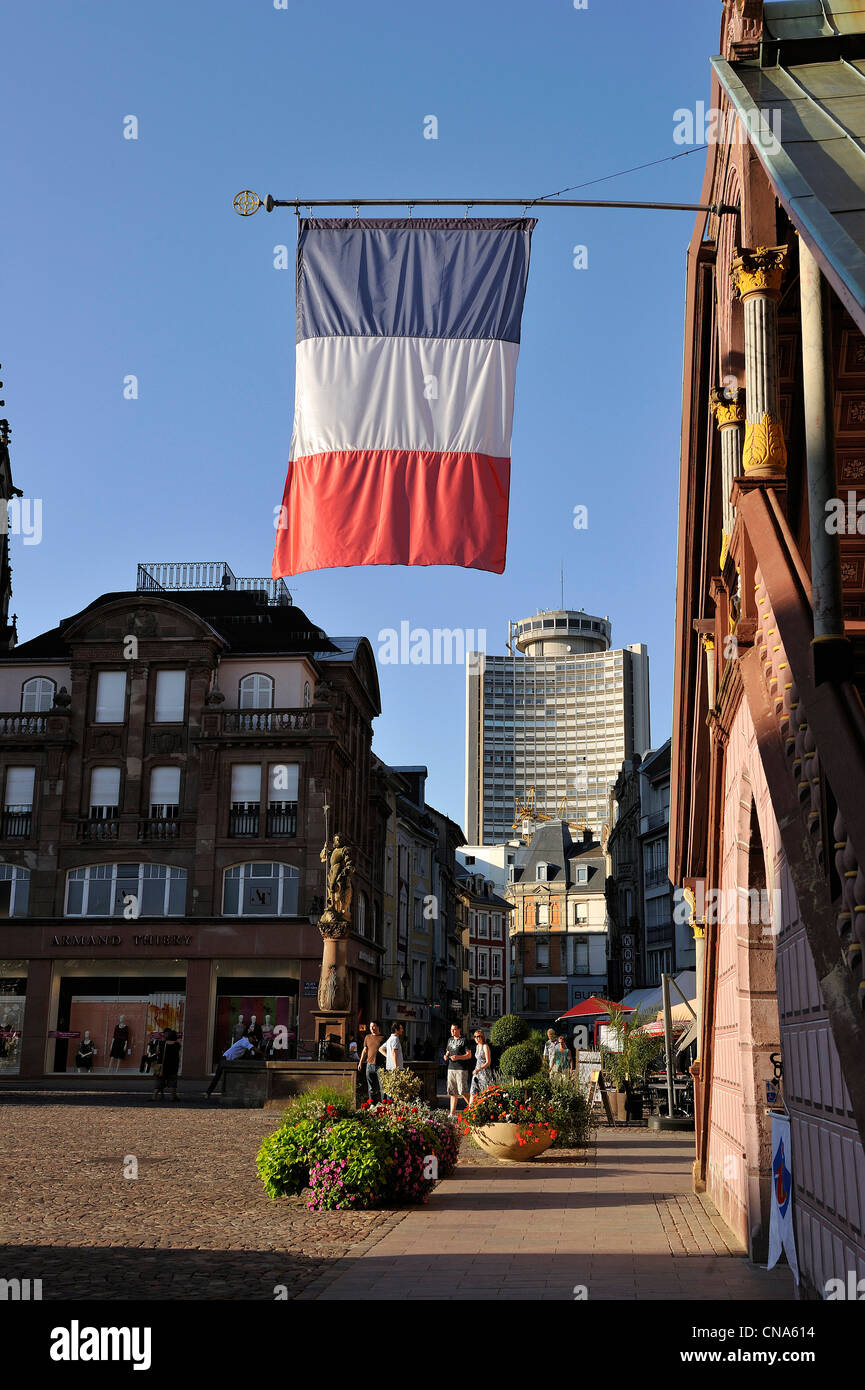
[222,862,299,917]
[303,681,311,708]
[0,864,30,917]
[65,864,186,917]
[21,677,55,713]
[239,674,274,710]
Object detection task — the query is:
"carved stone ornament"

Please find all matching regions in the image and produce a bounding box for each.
[743,412,788,474]
[710,388,746,429]
[731,245,788,301]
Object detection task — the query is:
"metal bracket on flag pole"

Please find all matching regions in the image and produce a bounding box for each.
[235,191,739,217]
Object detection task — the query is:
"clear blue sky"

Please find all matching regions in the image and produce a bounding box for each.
[3,0,720,831]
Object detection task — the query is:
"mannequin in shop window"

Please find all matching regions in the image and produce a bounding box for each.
[232,1013,246,1044]
[247,1014,263,1047]
[75,1032,97,1073]
[108,1016,131,1071]
[262,1014,275,1059]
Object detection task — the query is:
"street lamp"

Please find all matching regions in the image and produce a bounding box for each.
[400,968,411,1000]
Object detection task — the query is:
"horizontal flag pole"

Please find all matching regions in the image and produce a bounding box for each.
[232,190,738,217]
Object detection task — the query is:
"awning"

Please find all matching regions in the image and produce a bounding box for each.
[656,999,697,1024]
[621,970,697,1016]
[712,11,865,334]
[556,994,634,1020]
[676,1019,699,1053]
[636,1019,689,1037]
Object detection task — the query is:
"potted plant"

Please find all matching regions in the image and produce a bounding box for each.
[602,1004,662,1123]
[459,1084,557,1161]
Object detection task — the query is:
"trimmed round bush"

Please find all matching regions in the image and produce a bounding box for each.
[499,1041,544,1080]
[490,1013,530,1049]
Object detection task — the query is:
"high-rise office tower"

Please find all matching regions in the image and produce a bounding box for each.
[465,609,650,845]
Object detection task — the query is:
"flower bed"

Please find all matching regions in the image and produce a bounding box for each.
[257,1089,461,1210]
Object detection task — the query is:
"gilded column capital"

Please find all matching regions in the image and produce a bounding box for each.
[710,388,746,429]
[701,635,715,653]
[743,412,787,474]
[731,245,788,301]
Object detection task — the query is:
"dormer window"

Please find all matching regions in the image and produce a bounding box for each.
[21,677,55,712]
[239,674,274,709]
[536,862,548,881]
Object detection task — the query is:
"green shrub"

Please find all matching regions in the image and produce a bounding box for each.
[527,1030,548,1056]
[281,1085,354,1128]
[256,1118,326,1198]
[490,1014,529,1049]
[317,1119,394,1205]
[499,1041,544,1080]
[379,1068,424,1103]
[519,1074,591,1148]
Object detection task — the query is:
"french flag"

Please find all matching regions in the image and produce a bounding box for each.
[272,217,535,577]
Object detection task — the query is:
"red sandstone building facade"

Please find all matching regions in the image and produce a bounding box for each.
[672,0,865,1294]
[0,559,389,1079]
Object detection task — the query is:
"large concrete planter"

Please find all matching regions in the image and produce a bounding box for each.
[473,1121,553,1161]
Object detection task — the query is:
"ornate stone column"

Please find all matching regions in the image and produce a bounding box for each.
[731,245,788,478]
[710,388,746,567]
[314,834,355,1052]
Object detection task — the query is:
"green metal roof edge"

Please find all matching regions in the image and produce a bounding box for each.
[712,54,865,332]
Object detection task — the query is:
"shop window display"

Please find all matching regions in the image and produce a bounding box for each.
[0,981,26,1075]
[53,982,185,1074]
[212,989,298,1064]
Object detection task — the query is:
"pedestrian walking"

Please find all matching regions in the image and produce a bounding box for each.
[470,1029,493,1099]
[543,1027,558,1071]
[444,1022,473,1114]
[381,1022,405,1072]
[357,1022,384,1104]
[203,1032,261,1099]
[151,1028,181,1101]
[551,1033,573,1082]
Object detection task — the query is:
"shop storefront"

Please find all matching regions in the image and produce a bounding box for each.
[381,999,430,1058]
[0,962,27,1076]
[48,960,188,1075]
[211,958,300,1063]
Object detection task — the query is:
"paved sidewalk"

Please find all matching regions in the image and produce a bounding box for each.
[299,1127,795,1301]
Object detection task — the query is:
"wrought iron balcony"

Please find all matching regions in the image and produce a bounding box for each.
[1,809,32,839]
[266,802,298,837]
[229,805,260,837]
[137,561,292,606]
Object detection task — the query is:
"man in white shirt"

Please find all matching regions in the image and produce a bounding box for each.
[381,1023,405,1072]
[204,1033,261,1098]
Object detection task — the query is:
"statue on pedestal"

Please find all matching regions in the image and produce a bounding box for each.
[316,833,355,1013]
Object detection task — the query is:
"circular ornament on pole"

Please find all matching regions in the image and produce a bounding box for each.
[233,190,261,216]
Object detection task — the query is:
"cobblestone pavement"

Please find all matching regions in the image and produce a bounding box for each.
[1,1093,404,1301]
[2,1096,795,1303]
[300,1128,796,1301]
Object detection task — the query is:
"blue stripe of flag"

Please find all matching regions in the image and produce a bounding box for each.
[296,217,535,345]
